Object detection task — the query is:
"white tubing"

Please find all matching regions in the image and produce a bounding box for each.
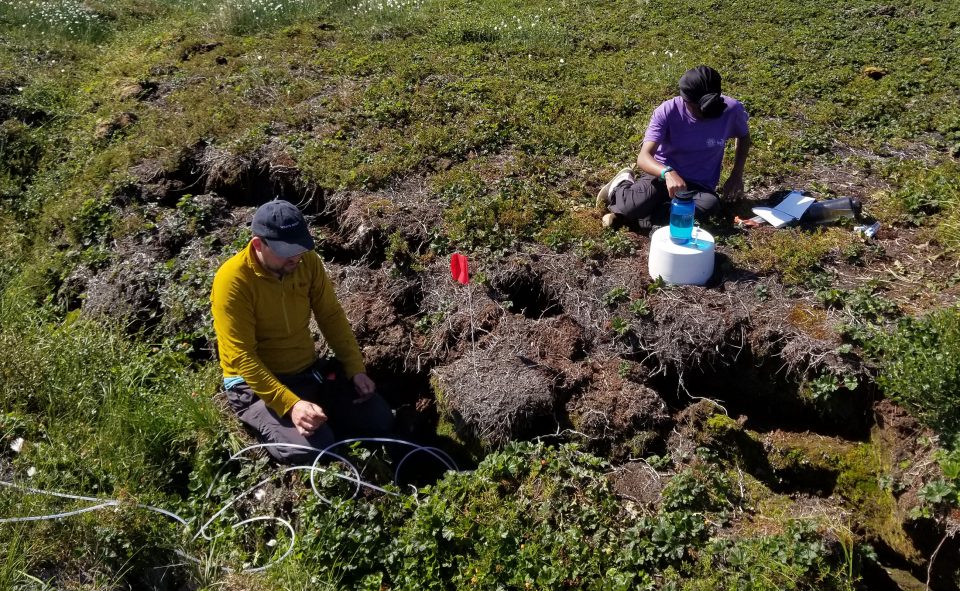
[0,501,118,523]
[0,436,460,573]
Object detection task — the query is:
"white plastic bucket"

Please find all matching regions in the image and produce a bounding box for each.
[648,226,715,285]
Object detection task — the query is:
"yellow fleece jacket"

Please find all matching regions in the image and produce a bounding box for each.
[211,242,365,416]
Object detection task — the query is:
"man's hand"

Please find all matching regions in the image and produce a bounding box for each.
[721,175,745,200]
[352,373,376,404]
[665,170,687,198]
[291,400,327,436]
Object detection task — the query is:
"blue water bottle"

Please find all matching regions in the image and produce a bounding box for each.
[669,191,696,243]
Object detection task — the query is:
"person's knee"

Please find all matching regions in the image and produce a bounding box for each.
[611,175,666,221]
[267,426,335,464]
[360,394,394,437]
[694,191,720,216]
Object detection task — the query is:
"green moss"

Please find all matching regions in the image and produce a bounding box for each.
[384,230,422,277]
[835,443,920,563]
[535,209,605,251]
[699,413,772,477]
[836,445,883,506]
[764,436,847,475]
[705,413,739,436]
[731,227,858,285]
[624,430,659,458]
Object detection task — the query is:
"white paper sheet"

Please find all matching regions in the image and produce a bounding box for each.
[751,206,794,228]
[751,191,816,228]
[776,191,816,219]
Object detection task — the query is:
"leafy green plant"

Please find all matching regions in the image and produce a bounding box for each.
[661,465,733,514]
[603,286,629,307]
[675,520,858,591]
[917,479,955,506]
[816,284,901,344]
[602,229,635,256]
[872,307,960,436]
[415,309,447,334]
[647,276,667,294]
[884,162,960,245]
[442,176,565,254]
[805,372,859,401]
[629,298,651,317]
[69,197,115,248]
[610,316,630,338]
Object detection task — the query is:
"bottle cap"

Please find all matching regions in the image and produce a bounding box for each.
[850,198,862,220]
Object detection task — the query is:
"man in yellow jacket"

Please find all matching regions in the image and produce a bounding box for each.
[211,199,393,464]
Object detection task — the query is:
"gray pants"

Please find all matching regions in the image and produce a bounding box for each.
[226,360,394,465]
[608,173,719,221]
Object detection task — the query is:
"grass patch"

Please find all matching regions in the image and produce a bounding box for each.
[0,293,226,588]
[729,227,856,285]
[1,0,959,587]
[0,0,109,42]
[5,0,960,256]
[214,0,331,35]
[880,161,960,247]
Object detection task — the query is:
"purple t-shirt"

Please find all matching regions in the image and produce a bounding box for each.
[643,96,749,190]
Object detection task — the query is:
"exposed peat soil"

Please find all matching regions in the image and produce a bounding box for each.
[58,145,960,589]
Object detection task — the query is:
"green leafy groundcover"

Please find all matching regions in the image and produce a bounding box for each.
[873,306,960,438]
[284,442,856,590]
[0,301,860,589]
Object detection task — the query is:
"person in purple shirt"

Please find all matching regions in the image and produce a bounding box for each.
[597,66,751,229]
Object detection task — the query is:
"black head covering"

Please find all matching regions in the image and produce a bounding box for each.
[679,65,727,118]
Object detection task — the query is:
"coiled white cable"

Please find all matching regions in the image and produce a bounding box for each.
[0,436,460,573]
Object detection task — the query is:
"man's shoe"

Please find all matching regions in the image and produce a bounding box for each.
[601,213,621,228]
[596,167,634,209]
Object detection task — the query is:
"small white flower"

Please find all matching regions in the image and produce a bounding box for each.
[559,58,564,64]
[10,437,24,453]
[266,538,277,547]
[254,488,266,501]
[27,466,37,477]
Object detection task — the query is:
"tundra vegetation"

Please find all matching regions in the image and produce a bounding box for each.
[1,0,959,589]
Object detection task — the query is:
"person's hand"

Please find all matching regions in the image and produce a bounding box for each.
[352,373,376,404]
[664,170,687,198]
[291,400,327,436]
[721,175,745,200]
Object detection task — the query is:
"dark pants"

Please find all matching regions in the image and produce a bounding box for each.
[226,360,394,465]
[608,173,719,222]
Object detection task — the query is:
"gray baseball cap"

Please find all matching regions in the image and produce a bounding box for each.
[251,199,315,258]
